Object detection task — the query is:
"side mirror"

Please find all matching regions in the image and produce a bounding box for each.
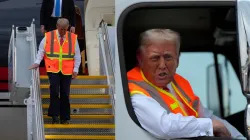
[237,0,250,96]
[237,1,250,139]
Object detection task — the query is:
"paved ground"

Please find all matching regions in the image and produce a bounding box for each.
[0,107,27,140]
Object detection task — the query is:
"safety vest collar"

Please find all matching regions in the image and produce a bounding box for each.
[138,70,189,116]
[129,80,179,115]
[138,68,198,117]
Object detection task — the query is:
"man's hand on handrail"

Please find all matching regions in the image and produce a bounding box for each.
[72,72,77,79]
[29,63,40,70]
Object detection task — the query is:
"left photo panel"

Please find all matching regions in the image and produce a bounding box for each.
[0,0,115,139]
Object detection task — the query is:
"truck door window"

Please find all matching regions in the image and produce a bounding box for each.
[217,54,247,116]
[177,52,246,118]
[177,52,214,108]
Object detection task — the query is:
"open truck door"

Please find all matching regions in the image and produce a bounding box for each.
[116,0,247,139]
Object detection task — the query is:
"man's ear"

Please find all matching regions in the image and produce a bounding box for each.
[136,49,143,66]
[136,55,141,66]
[176,58,179,68]
[176,52,181,68]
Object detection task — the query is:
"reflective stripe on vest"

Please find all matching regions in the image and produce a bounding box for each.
[44,30,77,75]
[171,80,199,115]
[46,31,74,59]
[129,80,188,116]
[129,80,172,113]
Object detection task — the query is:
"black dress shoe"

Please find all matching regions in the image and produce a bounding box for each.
[60,120,70,124]
[52,116,59,124]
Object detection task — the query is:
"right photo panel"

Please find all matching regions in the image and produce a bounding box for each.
[115,0,248,140]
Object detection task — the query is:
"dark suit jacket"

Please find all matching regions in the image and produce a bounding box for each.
[40,0,76,28]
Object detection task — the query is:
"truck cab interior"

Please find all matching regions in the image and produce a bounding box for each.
[117,1,248,139]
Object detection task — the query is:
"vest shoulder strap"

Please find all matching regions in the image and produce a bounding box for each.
[128,80,150,97]
[174,74,200,101]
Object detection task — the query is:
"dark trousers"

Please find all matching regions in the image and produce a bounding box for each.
[47,72,72,120]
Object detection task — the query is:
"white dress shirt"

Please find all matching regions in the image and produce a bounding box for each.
[34,30,81,73]
[52,0,62,17]
[131,83,246,139]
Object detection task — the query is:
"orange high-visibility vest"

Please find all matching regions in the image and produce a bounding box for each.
[44,30,78,75]
[127,67,200,117]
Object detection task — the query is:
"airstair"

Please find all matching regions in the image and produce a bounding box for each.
[8,19,115,140]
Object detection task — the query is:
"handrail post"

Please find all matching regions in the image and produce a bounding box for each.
[98,21,116,114]
[26,19,45,140]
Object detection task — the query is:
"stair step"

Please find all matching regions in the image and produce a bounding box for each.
[40,75,108,85]
[44,124,115,129]
[44,124,115,135]
[43,115,114,124]
[41,88,108,95]
[42,92,110,95]
[40,85,109,89]
[40,75,107,80]
[41,76,114,138]
[45,135,115,139]
[43,108,112,115]
[43,115,114,119]
[42,95,111,104]
[41,95,110,99]
[42,104,112,108]
[44,128,114,135]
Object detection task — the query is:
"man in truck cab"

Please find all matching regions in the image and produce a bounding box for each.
[127,29,246,139]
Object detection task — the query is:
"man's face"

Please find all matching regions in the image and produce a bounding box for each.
[138,42,179,87]
[57,24,69,36]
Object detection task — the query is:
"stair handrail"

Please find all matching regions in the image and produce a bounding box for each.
[8,25,15,93]
[27,19,45,140]
[98,21,115,114]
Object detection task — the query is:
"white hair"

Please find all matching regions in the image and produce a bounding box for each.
[139,29,181,54]
[57,18,69,27]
